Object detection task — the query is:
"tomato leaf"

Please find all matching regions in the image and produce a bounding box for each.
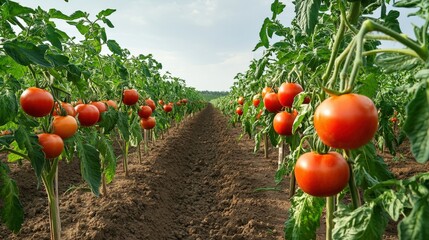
[97,9,116,18]
[45,53,69,67]
[259,18,271,48]
[117,112,130,141]
[0,91,18,126]
[3,41,51,67]
[76,138,101,196]
[1,1,34,18]
[255,57,268,80]
[99,107,118,133]
[0,56,27,79]
[107,39,123,56]
[375,53,420,73]
[129,117,143,147]
[294,0,321,35]
[97,135,116,184]
[0,163,24,233]
[333,202,388,240]
[284,191,325,240]
[399,196,429,240]
[45,25,63,51]
[271,0,286,20]
[403,81,429,163]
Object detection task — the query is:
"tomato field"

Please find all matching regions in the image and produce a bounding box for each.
[1,0,429,240]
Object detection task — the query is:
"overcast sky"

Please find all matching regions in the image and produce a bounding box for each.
[15,1,421,91]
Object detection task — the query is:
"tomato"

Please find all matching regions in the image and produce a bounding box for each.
[278,82,303,108]
[236,106,243,116]
[20,87,54,117]
[104,100,118,109]
[52,116,78,139]
[237,96,245,105]
[163,104,173,113]
[314,93,378,149]
[303,96,311,104]
[253,94,261,107]
[158,99,164,106]
[390,117,398,123]
[140,117,156,129]
[261,87,273,98]
[263,92,283,113]
[38,133,64,159]
[138,105,152,118]
[91,101,107,114]
[295,151,350,197]
[53,102,76,117]
[182,99,188,104]
[123,89,139,106]
[273,111,297,136]
[75,104,100,126]
[176,101,182,106]
[146,98,156,111]
[256,109,263,120]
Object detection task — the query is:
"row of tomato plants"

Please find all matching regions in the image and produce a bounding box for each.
[215,1,428,239]
[0,1,205,239]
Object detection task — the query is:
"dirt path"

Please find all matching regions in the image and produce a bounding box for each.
[1,104,290,240]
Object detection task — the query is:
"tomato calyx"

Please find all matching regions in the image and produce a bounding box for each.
[322,86,353,97]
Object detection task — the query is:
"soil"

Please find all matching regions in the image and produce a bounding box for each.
[1,104,427,240]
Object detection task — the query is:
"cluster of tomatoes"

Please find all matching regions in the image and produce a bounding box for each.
[236,82,379,197]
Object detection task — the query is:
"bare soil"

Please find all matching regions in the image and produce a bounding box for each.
[1,104,427,240]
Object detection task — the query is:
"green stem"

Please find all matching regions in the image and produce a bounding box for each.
[326,196,335,240]
[347,1,361,26]
[362,48,420,58]
[289,170,296,199]
[422,17,429,47]
[327,39,355,88]
[138,141,142,164]
[123,140,129,177]
[0,148,30,160]
[41,159,61,240]
[345,150,360,209]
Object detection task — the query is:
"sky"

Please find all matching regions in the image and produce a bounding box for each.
[15,1,421,91]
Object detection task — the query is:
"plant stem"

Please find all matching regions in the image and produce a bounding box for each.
[347,1,361,26]
[0,147,30,160]
[289,170,296,198]
[123,140,129,177]
[278,139,285,170]
[41,159,61,240]
[326,196,335,240]
[264,133,269,159]
[138,141,142,164]
[322,16,346,83]
[102,173,108,197]
[345,150,360,209]
[362,48,419,58]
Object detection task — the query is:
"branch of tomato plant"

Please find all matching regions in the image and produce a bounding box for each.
[327,38,355,89]
[362,48,420,58]
[0,147,30,161]
[326,196,334,240]
[422,17,429,47]
[344,150,360,209]
[27,65,39,88]
[41,157,61,240]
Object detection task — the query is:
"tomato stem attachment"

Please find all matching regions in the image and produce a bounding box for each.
[326,196,335,240]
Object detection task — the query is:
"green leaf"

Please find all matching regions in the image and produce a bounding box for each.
[259,18,271,48]
[48,9,71,20]
[255,57,268,80]
[375,53,420,73]
[271,0,286,19]
[0,163,24,233]
[117,112,130,141]
[45,25,63,50]
[0,56,26,79]
[76,139,101,196]
[0,91,18,126]
[107,40,123,56]
[129,117,143,147]
[69,10,86,19]
[142,64,152,78]
[102,18,115,28]
[393,0,421,8]
[97,9,116,18]
[356,73,378,99]
[3,41,51,67]
[294,0,321,35]
[333,202,388,240]
[99,108,118,133]
[15,126,45,180]
[45,53,69,67]
[398,196,429,240]
[2,1,34,18]
[284,191,325,240]
[97,136,116,184]
[403,82,429,163]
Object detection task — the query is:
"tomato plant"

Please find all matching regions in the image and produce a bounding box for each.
[20,87,54,117]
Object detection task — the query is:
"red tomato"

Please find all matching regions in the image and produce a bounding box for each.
[303,96,311,104]
[176,101,182,106]
[182,99,188,104]
[261,87,273,98]
[295,152,350,197]
[75,104,100,127]
[91,101,107,114]
[104,100,118,109]
[273,111,297,136]
[138,105,152,118]
[237,96,245,105]
[123,89,139,106]
[140,117,156,129]
[53,102,76,117]
[158,99,164,106]
[52,116,78,139]
[263,92,283,113]
[390,117,398,123]
[256,109,263,120]
[38,133,64,159]
[253,94,261,107]
[20,87,54,117]
[236,107,243,116]
[146,98,156,111]
[314,93,378,149]
[278,82,303,108]
[163,104,173,113]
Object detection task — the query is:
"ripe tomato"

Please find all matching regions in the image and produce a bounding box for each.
[295,152,350,197]
[20,87,54,117]
[146,98,156,111]
[176,101,182,106]
[140,117,156,129]
[75,104,100,127]
[278,82,303,108]
[390,117,398,123]
[314,93,378,149]
[53,102,76,117]
[237,96,245,105]
[273,111,297,136]
[303,96,311,104]
[253,94,261,107]
[38,133,64,159]
[138,105,152,118]
[163,104,173,113]
[236,107,243,116]
[263,92,283,113]
[123,89,139,105]
[104,100,118,109]
[158,99,164,106]
[52,116,78,139]
[90,101,107,114]
[182,99,188,104]
[261,87,273,98]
